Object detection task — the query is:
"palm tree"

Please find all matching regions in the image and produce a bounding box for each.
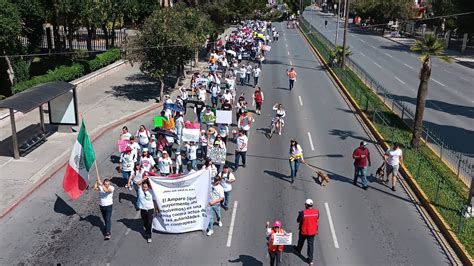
[410,34,451,149]
[330,45,353,67]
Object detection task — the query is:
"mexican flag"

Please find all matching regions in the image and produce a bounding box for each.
[63,120,95,200]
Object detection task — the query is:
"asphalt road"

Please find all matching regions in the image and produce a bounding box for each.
[303,10,474,161]
[0,23,453,265]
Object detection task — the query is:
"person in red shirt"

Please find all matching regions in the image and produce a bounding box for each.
[294,199,319,265]
[352,141,371,190]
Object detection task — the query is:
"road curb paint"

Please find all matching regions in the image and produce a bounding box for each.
[298,23,473,265]
[226,201,239,247]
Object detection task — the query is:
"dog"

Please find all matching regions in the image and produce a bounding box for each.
[317,170,330,186]
[375,162,385,183]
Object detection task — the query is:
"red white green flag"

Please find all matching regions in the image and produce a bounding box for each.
[63,120,95,200]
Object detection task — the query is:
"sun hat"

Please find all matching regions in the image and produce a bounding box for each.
[305,199,313,206]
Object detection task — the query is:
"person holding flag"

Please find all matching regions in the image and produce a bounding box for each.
[94,175,115,240]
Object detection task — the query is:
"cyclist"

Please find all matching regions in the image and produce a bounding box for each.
[271,103,286,136]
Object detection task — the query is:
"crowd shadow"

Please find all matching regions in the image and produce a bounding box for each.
[107,83,160,102]
[118,192,136,205]
[228,255,263,265]
[53,194,77,216]
[79,215,104,235]
[117,217,144,237]
[329,129,376,144]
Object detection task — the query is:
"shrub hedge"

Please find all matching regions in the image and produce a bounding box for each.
[12,49,121,94]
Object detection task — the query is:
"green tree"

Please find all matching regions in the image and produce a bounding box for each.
[410,34,451,148]
[0,0,22,87]
[127,5,211,100]
[330,45,353,67]
[13,0,46,56]
[352,0,414,23]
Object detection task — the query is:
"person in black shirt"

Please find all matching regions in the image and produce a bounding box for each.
[194,100,205,123]
[221,100,233,111]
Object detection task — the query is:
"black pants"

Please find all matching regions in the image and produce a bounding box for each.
[100,204,113,235]
[234,151,247,169]
[182,99,187,114]
[255,102,262,112]
[254,77,259,86]
[246,74,251,83]
[140,209,154,239]
[289,79,295,90]
[269,251,282,266]
[296,233,315,263]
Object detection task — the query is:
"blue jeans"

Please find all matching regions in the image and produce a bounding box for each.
[149,147,156,157]
[122,171,131,183]
[139,143,148,150]
[289,159,300,178]
[354,166,368,187]
[99,204,113,235]
[208,205,221,231]
[234,151,247,169]
[189,159,197,170]
[222,191,231,209]
[240,77,245,85]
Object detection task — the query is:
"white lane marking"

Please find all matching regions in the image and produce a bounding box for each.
[370,45,377,49]
[324,202,340,249]
[444,69,453,74]
[432,78,446,87]
[384,52,393,58]
[403,63,415,70]
[289,60,293,66]
[287,51,290,56]
[359,38,367,43]
[125,211,142,236]
[373,62,383,68]
[359,52,366,57]
[394,76,407,85]
[307,132,315,151]
[226,201,239,247]
[298,95,303,106]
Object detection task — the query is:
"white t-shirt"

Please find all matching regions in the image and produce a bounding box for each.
[132,169,144,184]
[129,142,141,161]
[137,130,150,145]
[140,156,156,172]
[120,153,134,172]
[235,135,248,152]
[210,184,225,203]
[239,68,246,78]
[202,165,218,179]
[253,68,261,77]
[219,171,236,192]
[137,188,155,210]
[120,132,131,140]
[99,185,114,206]
[222,93,233,103]
[385,148,402,166]
[186,144,198,160]
[158,157,173,174]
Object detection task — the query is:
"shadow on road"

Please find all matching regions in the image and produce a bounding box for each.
[264,170,291,183]
[117,217,143,236]
[329,129,376,143]
[228,255,263,266]
[53,194,77,216]
[79,215,104,235]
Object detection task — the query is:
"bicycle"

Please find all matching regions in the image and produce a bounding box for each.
[269,117,283,138]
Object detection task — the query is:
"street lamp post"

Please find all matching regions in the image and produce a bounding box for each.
[334,0,341,46]
[340,0,349,68]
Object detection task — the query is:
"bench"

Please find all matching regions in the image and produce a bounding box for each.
[19,132,47,156]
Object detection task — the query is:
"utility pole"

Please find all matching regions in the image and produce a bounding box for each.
[335,0,341,46]
[340,0,349,68]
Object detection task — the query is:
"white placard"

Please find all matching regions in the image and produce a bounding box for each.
[48,89,77,125]
[149,169,211,233]
[182,128,200,142]
[216,110,232,124]
[273,233,293,245]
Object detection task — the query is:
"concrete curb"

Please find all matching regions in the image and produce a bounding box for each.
[0,102,163,219]
[298,24,474,265]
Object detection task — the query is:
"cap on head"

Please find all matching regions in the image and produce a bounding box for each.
[305,198,313,206]
[273,220,282,227]
[142,148,149,152]
[162,150,168,154]
[360,141,367,147]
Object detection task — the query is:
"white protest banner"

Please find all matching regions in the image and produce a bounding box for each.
[216,110,232,124]
[149,169,211,233]
[182,128,200,142]
[273,233,293,245]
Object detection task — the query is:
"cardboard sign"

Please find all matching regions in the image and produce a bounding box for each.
[182,128,200,142]
[154,116,167,128]
[273,233,292,245]
[216,110,232,124]
[117,139,129,152]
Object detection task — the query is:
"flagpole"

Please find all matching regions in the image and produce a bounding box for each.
[94,160,100,180]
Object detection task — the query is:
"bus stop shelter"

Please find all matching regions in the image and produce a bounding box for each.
[0,81,78,159]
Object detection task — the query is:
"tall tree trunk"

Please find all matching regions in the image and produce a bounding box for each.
[53,24,62,53]
[159,78,165,101]
[67,27,74,51]
[411,59,431,149]
[102,25,109,50]
[111,18,117,48]
[4,56,15,86]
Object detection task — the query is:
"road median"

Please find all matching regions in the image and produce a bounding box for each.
[298,18,473,265]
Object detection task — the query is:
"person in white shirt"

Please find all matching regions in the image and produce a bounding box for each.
[175,151,183,174]
[252,65,261,87]
[220,56,228,76]
[245,63,252,84]
[202,158,218,179]
[384,143,403,191]
[179,86,188,114]
[239,65,246,86]
[135,125,151,149]
[157,151,173,176]
[207,176,224,236]
[221,89,233,106]
[237,110,254,134]
[175,112,184,145]
[197,86,207,102]
[217,123,229,144]
[199,130,208,160]
[128,137,141,163]
[210,82,221,108]
[119,126,131,140]
[234,130,248,171]
[136,175,159,243]
[218,166,236,211]
[94,175,114,240]
[119,147,135,185]
[186,142,198,170]
[140,148,155,173]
